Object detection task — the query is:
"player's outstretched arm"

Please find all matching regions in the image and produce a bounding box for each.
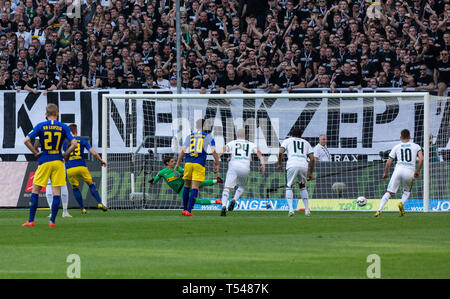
[89,148,107,167]
[277,148,285,172]
[217,145,228,159]
[307,153,315,181]
[256,149,265,176]
[382,158,393,181]
[415,150,424,178]
[175,146,186,173]
[211,146,220,173]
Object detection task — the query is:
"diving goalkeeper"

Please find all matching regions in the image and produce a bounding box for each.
[150,156,223,205]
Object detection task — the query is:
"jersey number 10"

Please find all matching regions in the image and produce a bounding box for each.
[400,148,412,162]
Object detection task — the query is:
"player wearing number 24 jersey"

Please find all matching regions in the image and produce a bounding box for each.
[219,128,265,216]
[375,129,423,217]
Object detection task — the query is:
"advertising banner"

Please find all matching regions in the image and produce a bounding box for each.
[1,89,448,159]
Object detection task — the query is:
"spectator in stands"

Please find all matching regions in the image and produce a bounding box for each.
[314,134,331,162]
[0,0,445,100]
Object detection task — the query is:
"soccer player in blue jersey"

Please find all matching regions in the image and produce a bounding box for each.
[63,124,107,214]
[22,103,77,227]
[175,119,220,216]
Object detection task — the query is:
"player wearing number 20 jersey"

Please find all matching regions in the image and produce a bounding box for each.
[375,129,423,217]
[175,119,220,216]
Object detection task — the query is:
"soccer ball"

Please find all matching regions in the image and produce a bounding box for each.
[356,196,367,207]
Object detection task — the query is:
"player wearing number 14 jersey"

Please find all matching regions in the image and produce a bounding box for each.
[375,129,423,217]
[278,128,315,217]
[22,104,77,227]
[219,128,266,216]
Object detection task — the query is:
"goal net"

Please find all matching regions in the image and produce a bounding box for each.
[101,91,449,212]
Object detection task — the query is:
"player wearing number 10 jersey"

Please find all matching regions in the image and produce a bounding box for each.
[175,119,220,216]
[22,103,77,227]
[278,128,315,217]
[375,129,423,217]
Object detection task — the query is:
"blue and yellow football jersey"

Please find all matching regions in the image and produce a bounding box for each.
[27,120,74,165]
[63,137,92,169]
[183,131,215,167]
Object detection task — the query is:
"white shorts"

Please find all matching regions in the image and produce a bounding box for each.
[285,167,308,188]
[224,165,250,189]
[387,168,414,194]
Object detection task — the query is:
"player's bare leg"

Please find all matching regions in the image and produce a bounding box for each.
[299,183,310,216]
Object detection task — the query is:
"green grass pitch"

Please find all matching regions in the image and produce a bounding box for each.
[0,209,449,279]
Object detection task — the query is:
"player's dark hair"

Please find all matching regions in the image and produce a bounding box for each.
[401,129,410,139]
[69,123,77,134]
[291,127,302,138]
[163,155,173,165]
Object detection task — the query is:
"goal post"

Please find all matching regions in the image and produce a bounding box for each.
[101,91,447,212]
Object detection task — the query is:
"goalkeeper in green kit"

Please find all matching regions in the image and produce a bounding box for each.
[150,156,223,205]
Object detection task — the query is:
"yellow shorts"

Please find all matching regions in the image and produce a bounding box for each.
[183,162,205,182]
[33,160,66,187]
[67,166,93,187]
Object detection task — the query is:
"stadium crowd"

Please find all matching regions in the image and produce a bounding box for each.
[0,0,448,108]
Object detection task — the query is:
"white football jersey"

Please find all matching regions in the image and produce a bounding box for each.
[280,137,313,169]
[225,139,257,169]
[389,142,422,171]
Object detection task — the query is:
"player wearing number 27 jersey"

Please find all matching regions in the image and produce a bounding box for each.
[375,129,423,217]
[278,128,315,217]
[22,103,77,227]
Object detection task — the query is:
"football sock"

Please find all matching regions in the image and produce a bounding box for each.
[286,188,294,212]
[72,188,84,209]
[221,189,230,208]
[233,187,244,201]
[89,184,102,203]
[401,191,410,205]
[200,179,216,187]
[187,188,198,212]
[28,193,39,222]
[300,188,309,211]
[182,187,190,211]
[378,192,391,212]
[195,198,212,205]
[61,185,69,213]
[50,195,61,223]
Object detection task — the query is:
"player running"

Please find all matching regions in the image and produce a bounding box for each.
[175,119,220,216]
[63,124,107,214]
[277,128,315,217]
[22,103,77,227]
[374,129,423,217]
[150,155,223,205]
[218,128,265,216]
